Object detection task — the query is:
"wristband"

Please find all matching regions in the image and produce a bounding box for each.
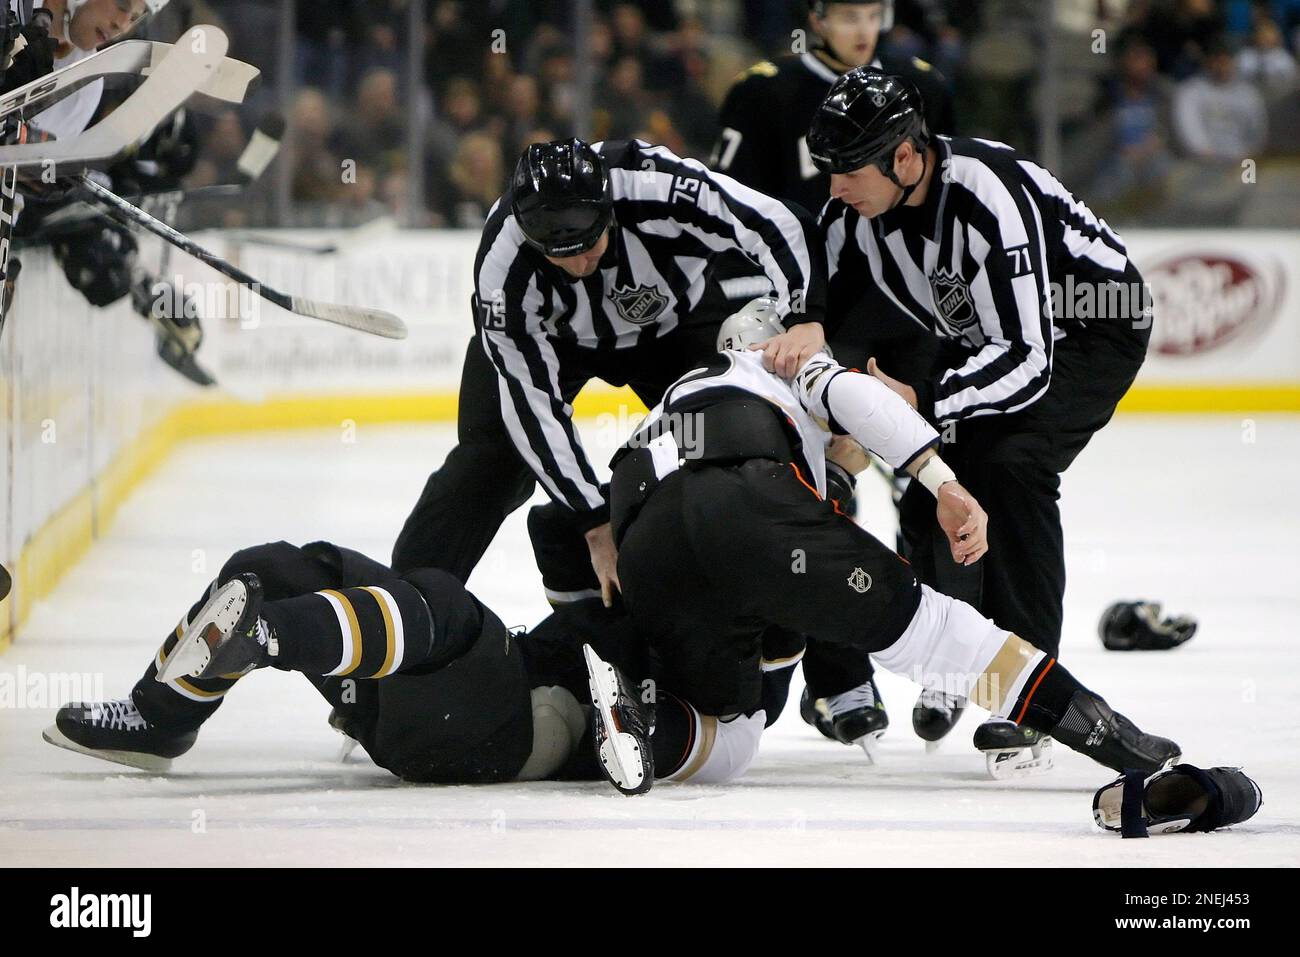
[916,456,957,497]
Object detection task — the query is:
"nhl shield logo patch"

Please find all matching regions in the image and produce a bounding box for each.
[609,283,668,325]
[847,567,872,593]
[931,268,978,335]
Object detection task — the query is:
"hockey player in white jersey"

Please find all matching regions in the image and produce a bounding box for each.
[586,297,1182,793]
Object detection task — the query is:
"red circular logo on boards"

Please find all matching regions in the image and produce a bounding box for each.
[1145,252,1285,356]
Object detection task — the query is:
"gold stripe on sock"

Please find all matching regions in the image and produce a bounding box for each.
[973,633,1041,713]
[320,589,364,676]
[362,586,397,678]
[174,677,229,700]
[676,713,719,781]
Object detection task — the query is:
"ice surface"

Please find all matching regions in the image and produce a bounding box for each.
[2,415,1297,866]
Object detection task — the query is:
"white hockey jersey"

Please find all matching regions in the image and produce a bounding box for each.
[631,348,940,497]
[8,0,103,140]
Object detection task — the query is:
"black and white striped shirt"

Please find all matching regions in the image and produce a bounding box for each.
[474,139,825,521]
[823,135,1137,422]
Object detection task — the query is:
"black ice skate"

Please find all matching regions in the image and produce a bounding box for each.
[1099,600,1197,651]
[157,573,273,683]
[583,643,653,795]
[974,718,1054,779]
[799,686,837,741]
[1093,764,1262,837]
[913,688,966,752]
[1050,690,1181,774]
[43,698,196,772]
[821,678,889,763]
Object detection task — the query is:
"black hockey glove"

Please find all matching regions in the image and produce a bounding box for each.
[1,9,56,94]
[53,221,139,307]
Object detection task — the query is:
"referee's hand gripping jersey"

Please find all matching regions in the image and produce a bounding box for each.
[391,139,827,599]
[808,70,1152,702]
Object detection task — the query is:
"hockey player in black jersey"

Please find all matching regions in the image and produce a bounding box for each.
[391,138,828,602]
[43,539,788,789]
[712,1,951,215]
[808,69,1160,770]
[711,1,953,749]
[601,297,1181,792]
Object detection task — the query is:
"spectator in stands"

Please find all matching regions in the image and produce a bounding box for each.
[426,0,489,96]
[1173,39,1269,161]
[596,55,650,140]
[188,109,248,189]
[503,74,555,159]
[1139,0,1226,80]
[287,88,345,202]
[1236,17,1298,95]
[1092,35,1175,202]
[333,68,407,178]
[429,77,486,167]
[296,0,366,101]
[610,2,684,94]
[428,131,504,229]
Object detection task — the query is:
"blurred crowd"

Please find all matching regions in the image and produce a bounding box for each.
[164,0,1300,229]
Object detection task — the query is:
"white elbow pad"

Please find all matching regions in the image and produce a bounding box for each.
[824,372,939,470]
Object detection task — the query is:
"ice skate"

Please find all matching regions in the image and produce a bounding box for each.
[583,643,653,795]
[822,678,889,763]
[974,718,1054,779]
[43,698,196,772]
[156,573,272,683]
[913,687,966,752]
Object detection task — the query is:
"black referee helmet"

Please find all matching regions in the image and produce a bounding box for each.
[511,139,613,257]
[806,68,930,181]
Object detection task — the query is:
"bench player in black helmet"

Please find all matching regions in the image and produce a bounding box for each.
[806,69,1160,773]
[390,138,827,607]
[711,1,952,215]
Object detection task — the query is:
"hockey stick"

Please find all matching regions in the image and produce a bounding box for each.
[0,25,226,172]
[74,173,407,339]
[0,37,259,122]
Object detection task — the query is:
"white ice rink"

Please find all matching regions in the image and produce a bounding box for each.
[2,415,1297,867]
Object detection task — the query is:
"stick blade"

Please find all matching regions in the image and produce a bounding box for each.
[289,297,408,339]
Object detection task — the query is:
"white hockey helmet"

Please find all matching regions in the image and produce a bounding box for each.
[717,296,785,352]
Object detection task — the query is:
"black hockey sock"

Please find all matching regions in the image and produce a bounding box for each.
[651,691,698,778]
[264,579,438,678]
[1008,657,1094,733]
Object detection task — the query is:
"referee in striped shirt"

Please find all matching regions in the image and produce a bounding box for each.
[392,138,827,601]
[808,70,1152,747]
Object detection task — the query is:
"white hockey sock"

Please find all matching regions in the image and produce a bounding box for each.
[871,585,1046,717]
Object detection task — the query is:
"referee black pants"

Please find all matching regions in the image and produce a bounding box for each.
[391,329,719,579]
[900,316,1150,659]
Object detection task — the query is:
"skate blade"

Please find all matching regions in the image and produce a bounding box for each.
[582,645,650,795]
[924,738,944,755]
[157,580,248,683]
[42,725,173,773]
[984,736,1055,780]
[336,736,360,763]
[853,730,885,765]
